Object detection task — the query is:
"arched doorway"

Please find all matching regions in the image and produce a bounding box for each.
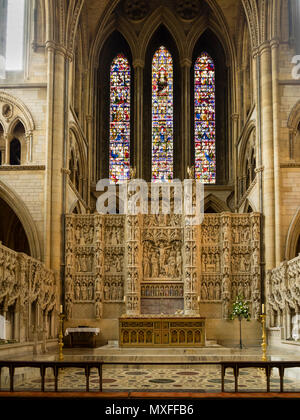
[0,197,30,255]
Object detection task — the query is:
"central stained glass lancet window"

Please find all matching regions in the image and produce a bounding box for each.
[152,46,173,182]
[194,52,216,184]
[109,54,131,183]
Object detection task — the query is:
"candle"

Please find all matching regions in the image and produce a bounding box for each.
[262,304,265,314]
[197,296,200,302]
[60,304,63,314]
[123,296,126,303]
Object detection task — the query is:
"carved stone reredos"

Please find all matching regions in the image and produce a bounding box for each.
[64,212,262,320]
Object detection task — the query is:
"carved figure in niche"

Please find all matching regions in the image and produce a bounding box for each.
[223,248,230,268]
[95,275,101,296]
[185,243,191,265]
[79,255,86,272]
[95,300,103,319]
[223,223,230,242]
[240,255,246,271]
[252,248,260,268]
[66,298,72,319]
[104,283,110,300]
[233,227,240,244]
[75,225,81,244]
[202,254,207,271]
[116,257,122,272]
[223,298,230,319]
[143,250,151,278]
[252,292,260,320]
[152,252,159,278]
[215,282,221,300]
[208,282,214,300]
[192,271,197,291]
[176,250,182,276]
[222,275,230,295]
[81,282,88,300]
[75,282,80,300]
[201,282,208,300]
[66,252,73,267]
[252,221,260,241]
[88,281,94,300]
[242,227,250,242]
[244,282,251,300]
[65,274,73,297]
[231,282,237,299]
[167,251,176,277]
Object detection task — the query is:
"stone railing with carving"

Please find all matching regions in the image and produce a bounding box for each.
[267,255,300,340]
[0,243,56,343]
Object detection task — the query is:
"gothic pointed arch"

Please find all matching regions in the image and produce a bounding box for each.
[96,30,134,182]
[143,25,180,181]
[138,6,186,62]
[285,207,300,260]
[191,29,228,185]
[204,194,229,213]
[0,180,41,259]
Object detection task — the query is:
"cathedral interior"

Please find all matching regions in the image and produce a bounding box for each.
[0,0,300,399]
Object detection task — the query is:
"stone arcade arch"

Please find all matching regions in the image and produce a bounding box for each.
[0,180,41,259]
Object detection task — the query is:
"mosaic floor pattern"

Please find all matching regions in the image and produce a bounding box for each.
[4,365,300,393]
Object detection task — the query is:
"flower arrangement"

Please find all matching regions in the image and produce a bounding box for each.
[229,295,251,349]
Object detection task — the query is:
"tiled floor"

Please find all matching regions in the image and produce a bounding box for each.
[2,344,300,393]
[2,364,300,393]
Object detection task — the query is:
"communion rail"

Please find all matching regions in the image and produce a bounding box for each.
[0,360,300,394]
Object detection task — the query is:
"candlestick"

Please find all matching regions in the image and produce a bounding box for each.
[260,313,267,362]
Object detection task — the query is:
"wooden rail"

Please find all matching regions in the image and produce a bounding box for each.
[0,360,300,394]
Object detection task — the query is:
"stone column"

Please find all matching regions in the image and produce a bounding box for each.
[231,113,239,209]
[270,39,281,265]
[4,134,9,165]
[181,58,192,179]
[86,115,93,209]
[259,42,275,270]
[44,42,70,273]
[133,59,144,179]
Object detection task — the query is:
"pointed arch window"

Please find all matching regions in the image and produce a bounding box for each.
[109,53,131,184]
[152,46,173,182]
[194,52,216,184]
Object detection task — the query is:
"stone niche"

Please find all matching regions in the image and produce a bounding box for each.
[64,212,262,328]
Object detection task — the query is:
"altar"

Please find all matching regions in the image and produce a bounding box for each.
[64,327,100,348]
[119,316,205,347]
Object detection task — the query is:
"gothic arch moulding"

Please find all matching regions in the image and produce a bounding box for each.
[0,180,42,259]
[204,194,229,213]
[287,100,300,131]
[0,91,35,135]
[285,207,300,261]
[287,99,300,160]
[138,6,186,62]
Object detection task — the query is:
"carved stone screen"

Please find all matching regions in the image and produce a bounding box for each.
[64,212,261,322]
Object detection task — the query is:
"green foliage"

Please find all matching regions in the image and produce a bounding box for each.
[229,295,251,321]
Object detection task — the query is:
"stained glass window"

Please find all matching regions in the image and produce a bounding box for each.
[194,52,216,184]
[109,54,131,183]
[152,46,173,182]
